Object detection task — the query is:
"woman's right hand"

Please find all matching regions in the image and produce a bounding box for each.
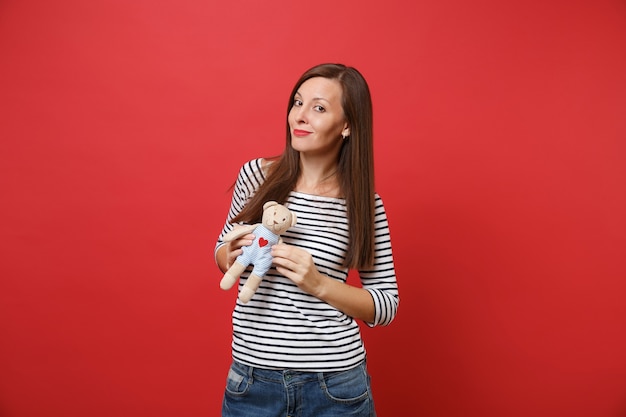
[218,225,255,272]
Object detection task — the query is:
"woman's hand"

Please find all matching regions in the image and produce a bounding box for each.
[216,225,255,273]
[271,243,327,297]
[271,242,376,323]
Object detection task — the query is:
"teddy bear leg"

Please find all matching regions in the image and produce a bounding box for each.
[239,274,263,303]
[220,262,246,290]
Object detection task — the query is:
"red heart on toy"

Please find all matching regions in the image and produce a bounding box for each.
[258,237,268,247]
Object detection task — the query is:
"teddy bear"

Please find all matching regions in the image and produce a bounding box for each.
[219,201,297,303]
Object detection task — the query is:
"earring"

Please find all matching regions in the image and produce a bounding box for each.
[342,133,349,140]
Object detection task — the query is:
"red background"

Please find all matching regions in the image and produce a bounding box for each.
[1,0,625,416]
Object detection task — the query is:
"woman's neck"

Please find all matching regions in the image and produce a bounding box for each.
[295,155,342,197]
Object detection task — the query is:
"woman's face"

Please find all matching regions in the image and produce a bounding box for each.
[288,77,349,156]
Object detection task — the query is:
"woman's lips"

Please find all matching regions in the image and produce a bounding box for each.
[292,129,312,137]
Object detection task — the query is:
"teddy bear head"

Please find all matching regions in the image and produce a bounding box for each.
[261,201,297,235]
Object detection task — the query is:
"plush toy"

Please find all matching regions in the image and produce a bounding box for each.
[219,201,297,303]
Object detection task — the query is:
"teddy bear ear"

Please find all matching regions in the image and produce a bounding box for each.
[263,201,278,210]
[290,212,297,226]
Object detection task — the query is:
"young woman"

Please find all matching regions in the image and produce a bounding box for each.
[215,63,399,417]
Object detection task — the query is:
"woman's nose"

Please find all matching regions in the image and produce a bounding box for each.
[293,106,307,123]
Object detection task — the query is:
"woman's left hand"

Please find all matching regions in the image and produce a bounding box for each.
[271,243,326,297]
[271,243,375,322]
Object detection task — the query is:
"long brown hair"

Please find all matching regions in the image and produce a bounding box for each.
[233,63,375,269]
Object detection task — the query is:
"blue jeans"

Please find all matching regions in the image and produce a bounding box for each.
[222,360,376,417]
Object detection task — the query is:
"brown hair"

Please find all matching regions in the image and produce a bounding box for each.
[232,63,375,269]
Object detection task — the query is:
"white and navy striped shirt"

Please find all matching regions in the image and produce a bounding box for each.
[216,158,399,372]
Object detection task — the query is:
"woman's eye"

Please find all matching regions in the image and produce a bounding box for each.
[314,105,325,113]
[293,99,303,107]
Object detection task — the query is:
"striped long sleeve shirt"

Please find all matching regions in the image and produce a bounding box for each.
[215,158,399,372]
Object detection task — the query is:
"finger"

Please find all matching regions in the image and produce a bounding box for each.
[239,234,255,245]
[273,256,300,274]
[228,249,243,264]
[271,256,290,272]
[271,243,290,257]
[274,265,291,279]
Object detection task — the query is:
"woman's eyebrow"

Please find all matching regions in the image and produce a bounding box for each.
[295,91,330,104]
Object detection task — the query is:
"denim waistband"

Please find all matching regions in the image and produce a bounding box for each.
[231,360,366,384]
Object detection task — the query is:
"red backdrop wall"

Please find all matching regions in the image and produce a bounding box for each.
[1,0,625,416]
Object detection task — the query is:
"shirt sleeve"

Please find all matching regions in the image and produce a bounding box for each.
[359,194,400,327]
[214,159,266,259]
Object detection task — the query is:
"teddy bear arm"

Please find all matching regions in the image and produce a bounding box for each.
[222,224,258,242]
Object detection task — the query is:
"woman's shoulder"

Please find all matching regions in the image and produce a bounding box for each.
[237,157,262,173]
[240,157,274,169]
[235,158,270,184]
[241,157,277,174]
